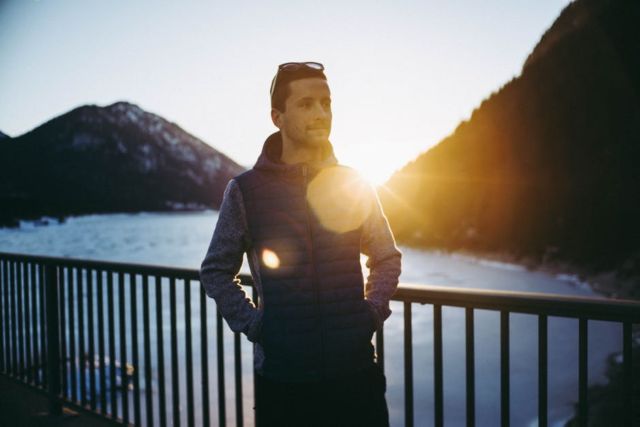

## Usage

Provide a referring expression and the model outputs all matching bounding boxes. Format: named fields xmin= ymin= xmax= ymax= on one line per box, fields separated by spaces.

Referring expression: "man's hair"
xmin=270 ymin=66 xmax=327 ymax=112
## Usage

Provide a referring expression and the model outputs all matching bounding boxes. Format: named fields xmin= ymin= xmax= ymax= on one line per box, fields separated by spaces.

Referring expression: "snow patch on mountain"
xmin=204 ymin=156 xmax=222 ymax=175
xmin=162 ymin=130 xmax=180 ymax=146
xmin=71 ymin=132 xmax=104 ymax=150
xmin=174 ymin=144 xmax=196 ymax=163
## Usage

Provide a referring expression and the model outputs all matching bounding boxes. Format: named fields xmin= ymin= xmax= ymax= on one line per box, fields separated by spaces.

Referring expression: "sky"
xmin=0 ymin=0 xmax=572 ymax=185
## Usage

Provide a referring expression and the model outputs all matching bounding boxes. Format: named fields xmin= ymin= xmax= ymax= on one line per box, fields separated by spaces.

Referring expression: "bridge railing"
xmin=0 ymin=252 xmax=638 ymax=427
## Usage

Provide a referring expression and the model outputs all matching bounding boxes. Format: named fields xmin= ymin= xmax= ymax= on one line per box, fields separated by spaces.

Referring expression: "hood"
xmin=254 ymin=131 xmax=338 ymax=176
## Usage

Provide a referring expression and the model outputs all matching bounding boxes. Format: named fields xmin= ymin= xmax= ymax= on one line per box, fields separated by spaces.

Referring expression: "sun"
xmin=337 ymin=139 xmax=406 ymax=186
xmin=352 ymin=165 xmax=392 ymax=187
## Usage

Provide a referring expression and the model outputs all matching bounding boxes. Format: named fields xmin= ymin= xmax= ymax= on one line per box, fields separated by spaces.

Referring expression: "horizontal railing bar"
xmin=0 ymin=253 xmax=199 ymax=280
xmin=3 ymin=253 xmax=638 ymax=323
xmin=5 ymin=252 xmax=640 ymax=323
xmin=393 ymin=284 xmax=640 ymax=322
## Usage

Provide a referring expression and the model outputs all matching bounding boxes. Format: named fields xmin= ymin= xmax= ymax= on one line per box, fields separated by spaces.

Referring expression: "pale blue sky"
xmin=0 ymin=0 xmax=571 ymax=184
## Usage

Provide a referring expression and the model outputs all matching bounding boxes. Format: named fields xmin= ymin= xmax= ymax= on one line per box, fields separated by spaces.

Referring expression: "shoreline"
xmin=0 ymin=206 xmax=211 ymax=230
xmin=418 ymin=246 xmax=640 ymax=301
xmin=4 ymin=211 xmax=639 ymax=301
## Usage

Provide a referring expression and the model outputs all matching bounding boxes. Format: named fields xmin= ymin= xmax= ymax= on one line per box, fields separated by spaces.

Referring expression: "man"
xmin=199 ymin=62 xmax=402 ymax=427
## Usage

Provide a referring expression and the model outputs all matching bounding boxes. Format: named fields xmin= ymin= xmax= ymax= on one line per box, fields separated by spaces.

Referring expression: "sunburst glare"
xmin=306 ymin=167 xmax=372 ymax=233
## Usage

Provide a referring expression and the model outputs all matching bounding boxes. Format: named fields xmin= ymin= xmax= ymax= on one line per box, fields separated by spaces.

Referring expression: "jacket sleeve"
xmin=361 ymin=183 xmax=403 ymax=330
xmin=199 ymin=178 xmax=262 ymax=342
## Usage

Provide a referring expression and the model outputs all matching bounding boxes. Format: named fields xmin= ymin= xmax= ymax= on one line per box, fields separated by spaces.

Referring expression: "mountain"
xmin=0 ymin=130 xmax=10 ymax=141
xmin=380 ymin=0 xmax=640 ymax=290
xmin=0 ymin=101 xmax=245 ymax=227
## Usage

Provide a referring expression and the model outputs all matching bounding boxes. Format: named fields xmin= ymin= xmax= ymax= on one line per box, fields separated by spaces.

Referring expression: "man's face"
xmin=273 ymin=77 xmax=332 ymax=148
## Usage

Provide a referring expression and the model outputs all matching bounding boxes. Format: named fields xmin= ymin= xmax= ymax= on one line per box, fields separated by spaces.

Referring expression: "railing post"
xmin=404 ymin=301 xmax=414 ymax=427
xmin=500 ymin=311 xmax=510 ymax=427
xmin=622 ymin=322 xmax=632 ymax=427
xmin=538 ymin=315 xmax=548 ymax=427
xmin=433 ymin=304 xmax=443 ymax=427
xmin=465 ymin=307 xmax=475 ymax=427
xmin=44 ymin=263 xmax=62 ymax=416
xmin=578 ymin=318 xmax=588 ymax=426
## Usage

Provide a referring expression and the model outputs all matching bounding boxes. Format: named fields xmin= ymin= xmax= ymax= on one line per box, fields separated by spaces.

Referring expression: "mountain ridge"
xmin=0 ymin=101 xmax=245 ymax=227
xmin=380 ymin=0 xmax=640 ymax=296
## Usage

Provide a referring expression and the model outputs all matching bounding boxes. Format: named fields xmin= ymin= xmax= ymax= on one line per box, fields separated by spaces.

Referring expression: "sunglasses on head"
xmin=270 ymin=62 xmax=325 ymax=98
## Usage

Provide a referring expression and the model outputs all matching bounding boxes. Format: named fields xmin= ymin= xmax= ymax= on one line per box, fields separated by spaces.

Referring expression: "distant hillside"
xmin=381 ymin=0 xmax=640 ymax=291
xmin=0 ymin=101 xmax=245 ymax=227
xmin=0 ymin=130 xmax=9 ymax=141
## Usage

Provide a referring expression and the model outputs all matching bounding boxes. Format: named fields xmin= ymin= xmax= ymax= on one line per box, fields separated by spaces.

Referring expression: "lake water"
xmin=0 ymin=211 xmax=621 ymax=427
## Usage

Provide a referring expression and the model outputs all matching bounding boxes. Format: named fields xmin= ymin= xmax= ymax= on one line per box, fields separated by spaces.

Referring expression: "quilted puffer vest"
xmin=235 ymin=132 xmax=376 ymax=382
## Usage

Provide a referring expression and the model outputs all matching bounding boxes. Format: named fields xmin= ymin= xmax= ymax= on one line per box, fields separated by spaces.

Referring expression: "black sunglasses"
xmin=270 ymin=62 xmax=325 ymax=97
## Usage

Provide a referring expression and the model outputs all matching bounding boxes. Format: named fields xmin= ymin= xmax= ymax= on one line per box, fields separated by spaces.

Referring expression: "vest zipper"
xmin=302 ymin=164 xmax=326 ymax=379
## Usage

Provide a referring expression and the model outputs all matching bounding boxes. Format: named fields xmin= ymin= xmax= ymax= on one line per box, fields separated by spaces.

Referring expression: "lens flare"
xmin=261 ymin=248 xmax=280 ymax=269
xmin=306 ymin=167 xmax=372 ymax=233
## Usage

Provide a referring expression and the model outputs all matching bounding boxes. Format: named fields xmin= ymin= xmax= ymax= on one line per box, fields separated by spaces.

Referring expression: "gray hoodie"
xmin=199 ymin=132 xmax=402 ymax=375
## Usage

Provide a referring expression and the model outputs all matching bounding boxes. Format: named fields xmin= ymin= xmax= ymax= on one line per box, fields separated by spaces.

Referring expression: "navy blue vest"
xmin=235 ymin=132 xmax=376 ymax=382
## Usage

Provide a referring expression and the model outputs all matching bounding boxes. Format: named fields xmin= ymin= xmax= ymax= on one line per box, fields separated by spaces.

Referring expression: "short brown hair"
xmin=270 ymin=66 xmax=327 ymax=112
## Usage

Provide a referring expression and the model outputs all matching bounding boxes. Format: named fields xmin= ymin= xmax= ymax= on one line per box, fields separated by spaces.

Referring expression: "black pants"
xmin=254 ymin=363 xmax=390 ymax=427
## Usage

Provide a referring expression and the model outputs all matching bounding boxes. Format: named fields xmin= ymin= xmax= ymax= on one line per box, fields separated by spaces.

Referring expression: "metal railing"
xmin=0 ymin=252 xmax=638 ymax=427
